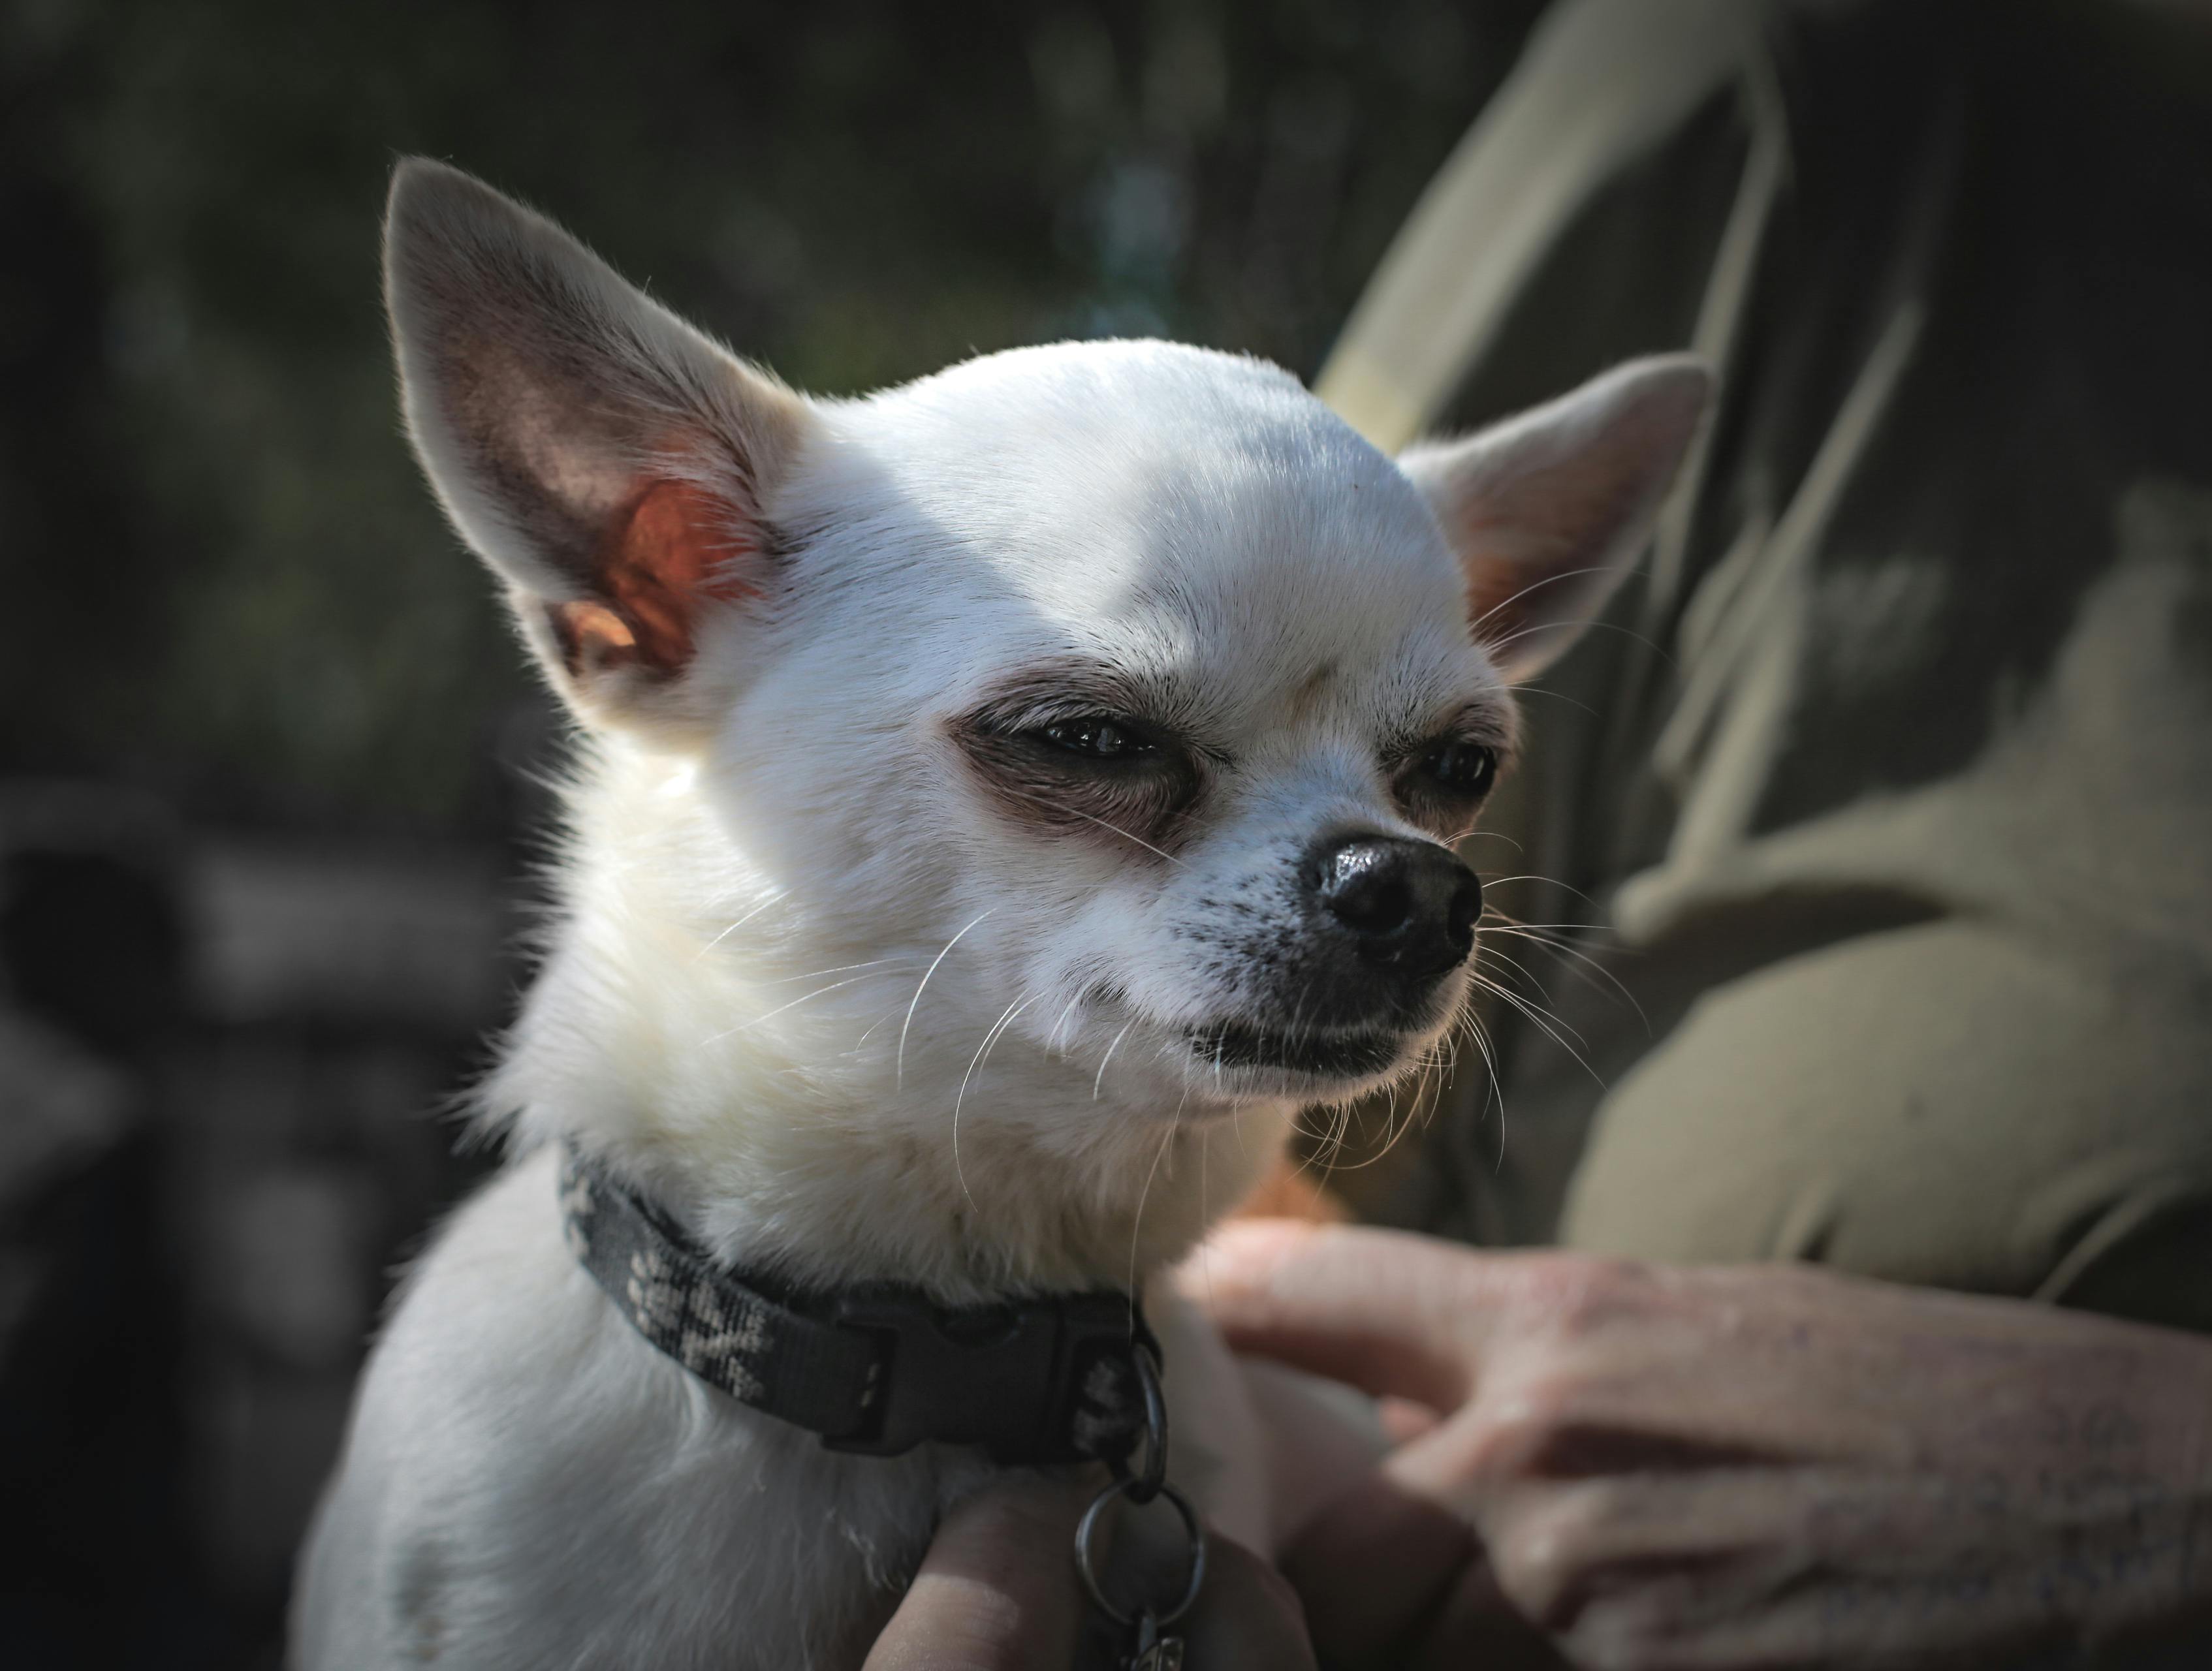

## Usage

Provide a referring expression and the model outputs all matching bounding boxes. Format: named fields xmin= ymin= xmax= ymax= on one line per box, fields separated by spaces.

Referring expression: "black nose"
xmin=1306 ymin=836 xmax=1481 ymax=980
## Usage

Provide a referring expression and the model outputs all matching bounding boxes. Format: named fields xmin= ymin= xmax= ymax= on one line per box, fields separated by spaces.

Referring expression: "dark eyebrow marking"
xmin=943 ymin=659 xmax=1210 ymax=858
xmin=1382 ymin=693 xmax=1521 ymax=770
xmin=962 ymin=662 xmax=1167 ymax=728
xmin=960 ymin=659 xmax=1230 ymax=763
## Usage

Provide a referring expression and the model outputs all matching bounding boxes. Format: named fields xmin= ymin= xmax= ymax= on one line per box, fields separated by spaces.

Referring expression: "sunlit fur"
xmin=294 ymin=161 xmax=1705 ymax=1671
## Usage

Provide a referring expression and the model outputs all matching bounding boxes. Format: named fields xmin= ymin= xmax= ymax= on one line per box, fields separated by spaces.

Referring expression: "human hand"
xmin=1197 ymin=1221 xmax=2212 ymax=1670
xmin=864 ymin=1475 xmax=1316 ymax=1670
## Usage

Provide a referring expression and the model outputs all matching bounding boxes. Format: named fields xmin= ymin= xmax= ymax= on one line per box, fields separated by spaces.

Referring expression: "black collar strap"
xmin=558 ymin=1144 xmax=1158 ymax=1465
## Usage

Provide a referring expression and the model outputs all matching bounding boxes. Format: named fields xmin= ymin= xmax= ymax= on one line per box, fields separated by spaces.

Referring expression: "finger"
xmin=1181 ymin=1533 xmax=1319 ymax=1670
xmin=1281 ymin=1454 xmax=1568 ymax=1671
xmin=864 ymin=1476 xmax=1094 ymax=1671
xmin=1379 ymin=1396 xmax=1442 ymax=1445
xmin=1406 ymin=1557 xmax=1575 ymax=1671
xmin=1278 ymin=1463 xmax=1481 ymax=1669
xmin=1190 ymin=1219 xmax=1517 ymax=1408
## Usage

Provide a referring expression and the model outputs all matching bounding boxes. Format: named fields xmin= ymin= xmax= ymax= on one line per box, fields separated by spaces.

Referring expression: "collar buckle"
xmin=827 ymin=1288 xmax=1151 ymax=1464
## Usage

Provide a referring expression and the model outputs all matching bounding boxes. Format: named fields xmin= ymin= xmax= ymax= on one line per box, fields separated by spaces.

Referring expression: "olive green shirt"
xmin=1326 ymin=0 xmax=2212 ymax=1333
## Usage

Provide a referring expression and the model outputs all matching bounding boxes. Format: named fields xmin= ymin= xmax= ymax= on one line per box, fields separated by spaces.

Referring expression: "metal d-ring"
xmin=1116 ymin=1341 xmax=1169 ymax=1505
xmin=1074 ymin=1473 xmax=1208 ymax=1631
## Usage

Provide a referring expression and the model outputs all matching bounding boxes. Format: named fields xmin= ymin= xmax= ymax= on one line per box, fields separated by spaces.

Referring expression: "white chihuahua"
xmin=292 ymin=159 xmax=1705 ymax=1670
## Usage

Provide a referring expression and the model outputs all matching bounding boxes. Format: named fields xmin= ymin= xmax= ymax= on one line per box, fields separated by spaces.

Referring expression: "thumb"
xmin=864 ymin=1475 xmax=1093 ymax=1670
xmin=1187 ymin=1220 xmax=1511 ymax=1410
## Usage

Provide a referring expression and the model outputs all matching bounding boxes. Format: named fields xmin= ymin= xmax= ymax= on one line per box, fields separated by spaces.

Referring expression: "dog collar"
xmin=557 ymin=1144 xmax=1159 ymax=1464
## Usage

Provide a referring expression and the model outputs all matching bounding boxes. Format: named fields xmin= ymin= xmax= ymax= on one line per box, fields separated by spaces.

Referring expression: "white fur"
xmin=292 ymin=161 xmax=1705 ymax=1670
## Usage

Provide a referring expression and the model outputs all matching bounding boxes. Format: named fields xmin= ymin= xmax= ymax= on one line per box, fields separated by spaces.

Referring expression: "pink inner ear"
xmin=1463 ymin=541 xmax=1545 ymax=642
xmin=569 ymin=477 xmax=755 ymax=676
xmin=1457 ymin=448 xmax=1645 ymax=646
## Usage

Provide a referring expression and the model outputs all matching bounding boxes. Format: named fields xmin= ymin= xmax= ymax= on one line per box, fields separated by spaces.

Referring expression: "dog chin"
xmin=1178 ymin=1019 xmax=1432 ymax=1099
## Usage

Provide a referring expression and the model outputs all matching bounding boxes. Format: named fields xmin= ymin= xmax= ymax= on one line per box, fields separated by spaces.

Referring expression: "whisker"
xmin=1470 ymin=972 xmax=1604 ymax=1088
xmin=897 ymin=909 xmax=994 ymax=1093
xmin=1483 ymin=925 xmax=1649 ymax=1029
xmin=1470 ymin=939 xmax=1553 ymax=993
xmin=1045 ymin=990 xmax=1088 ymax=1057
xmin=1477 ymin=893 xmax=1651 ymax=1030
xmin=991 ymin=781 xmax=1187 ymax=867
xmin=1197 ymin=1127 xmax=1212 ymax=1314
xmin=752 ymin=957 xmax=914 ymax=987
xmin=977 ymin=992 xmax=1034 ymax=1074
xmin=1476 ymin=873 xmax=1605 ymax=909
xmin=953 ymin=993 xmax=1035 ymax=1207
xmin=851 ymin=1002 xmax=906 ymax=1052
xmin=1459 ymin=1009 xmax=1509 ymax=1169
xmin=697 ymin=971 xmax=882 ymax=1044
xmin=1059 ymin=804 xmax=1186 ymax=867
xmin=1502 ymin=683 xmax=1600 ymax=719
xmin=1469 ymin=955 xmax=1590 ymax=1052
xmin=1129 ymin=1090 xmax=1185 ymax=1301
xmin=1092 ymin=1020 xmax=1137 ymax=1101
xmin=1468 ymin=565 xmax=1619 ymax=635
xmin=1470 ymin=946 xmax=1595 ymax=1047
xmin=1312 ymin=1094 xmax=1355 ymax=1187
xmin=1485 ymin=614 xmax=1674 ymax=667
xmin=1322 ymin=1079 xmax=1408 ymax=1177
xmin=692 ymin=890 xmax=786 ymax=963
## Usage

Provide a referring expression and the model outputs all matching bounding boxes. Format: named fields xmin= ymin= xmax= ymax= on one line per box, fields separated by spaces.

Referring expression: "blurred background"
xmin=0 ymin=1 xmax=1550 ymax=1664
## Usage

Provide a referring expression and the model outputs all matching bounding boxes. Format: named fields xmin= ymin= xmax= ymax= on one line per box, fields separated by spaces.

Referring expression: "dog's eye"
xmin=1418 ymin=740 xmax=1498 ymax=798
xmin=954 ymin=696 xmax=1199 ymax=851
xmin=1039 ymin=717 xmax=1152 ymax=760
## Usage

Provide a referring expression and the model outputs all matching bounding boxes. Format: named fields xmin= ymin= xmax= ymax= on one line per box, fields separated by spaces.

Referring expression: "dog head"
xmin=386 ymin=160 xmax=1705 ymax=1148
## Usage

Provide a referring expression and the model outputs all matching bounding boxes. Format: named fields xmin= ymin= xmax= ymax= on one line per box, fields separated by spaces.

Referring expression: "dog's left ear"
xmin=1398 ymin=355 xmax=1710 ymax=682
xmin=385 ymin=158 xmax=817 ymax=741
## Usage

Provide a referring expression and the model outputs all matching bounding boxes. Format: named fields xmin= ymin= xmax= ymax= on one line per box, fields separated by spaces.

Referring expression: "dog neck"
xmin=486 ymin=742 xmax=1296 ymax=1305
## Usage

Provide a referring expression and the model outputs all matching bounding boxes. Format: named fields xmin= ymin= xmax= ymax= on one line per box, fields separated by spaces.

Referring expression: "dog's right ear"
xmin=385 ymin=159 xmax=815 ymax=741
